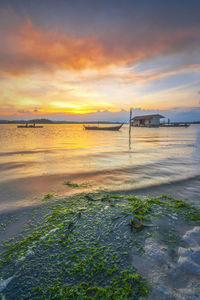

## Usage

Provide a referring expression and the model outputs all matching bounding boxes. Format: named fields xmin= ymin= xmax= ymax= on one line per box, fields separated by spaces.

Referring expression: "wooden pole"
xmin=129 ymin=108 xmax=132 ymax=150
xmin=129 ymin=108 xmax=132 ymax=135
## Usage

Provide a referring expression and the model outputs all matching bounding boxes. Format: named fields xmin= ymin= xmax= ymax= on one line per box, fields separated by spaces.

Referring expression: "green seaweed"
xmin=63 ymin=181 xmax=80 ymax=188
xmin=63 ymin=181 xmax=91 ymax=188
xmin=43 ymin=193 xmax=53 ymax=200
xmin=34 ymin=270 xmax=149 ymax=299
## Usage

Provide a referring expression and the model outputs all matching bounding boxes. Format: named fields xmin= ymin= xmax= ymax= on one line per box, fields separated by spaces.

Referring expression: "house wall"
xmin=144 ymin=119 xmax=151 ymax=126
xmin=151 ymin=116 xmax=160 ymax=126
xmin=132 ymin=116 xmax=161 ymax=126
xmin=132 ymin=120 xmax=140 ymax=126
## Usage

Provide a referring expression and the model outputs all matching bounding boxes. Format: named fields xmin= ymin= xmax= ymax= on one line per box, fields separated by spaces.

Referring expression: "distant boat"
xmin=17 ymin=125 xmax=43 ymax=128
xmin=160 ymin=123 xmax=190 ymax=128
xmin=84 ymin=124 xmax=123 ymax=131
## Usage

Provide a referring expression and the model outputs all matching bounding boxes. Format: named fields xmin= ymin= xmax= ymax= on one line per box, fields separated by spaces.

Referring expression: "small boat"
xmin=84 ymin=124 xmax=123 ymax=131
xmin=17 ymin=125 xmax=43 ymax=128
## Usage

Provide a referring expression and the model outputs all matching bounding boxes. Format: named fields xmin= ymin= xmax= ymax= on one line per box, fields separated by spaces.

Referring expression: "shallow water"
xmin=0 ymin=124 xmax=200 ymax=211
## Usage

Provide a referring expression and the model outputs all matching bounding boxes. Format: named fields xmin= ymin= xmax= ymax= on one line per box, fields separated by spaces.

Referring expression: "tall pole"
xmin=129 ymin=108 xmax=132 ymax=150
xmin=129 ymin=108 xmax=132 ymax=135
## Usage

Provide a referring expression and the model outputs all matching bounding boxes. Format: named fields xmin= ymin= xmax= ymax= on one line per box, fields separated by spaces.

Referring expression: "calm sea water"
xmin=0 ymin=124 xmax=200 ymax=193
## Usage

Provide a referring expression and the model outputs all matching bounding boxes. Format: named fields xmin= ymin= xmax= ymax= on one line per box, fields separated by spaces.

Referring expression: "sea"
xmin=0 ymin=124 xmax=200 ymax=211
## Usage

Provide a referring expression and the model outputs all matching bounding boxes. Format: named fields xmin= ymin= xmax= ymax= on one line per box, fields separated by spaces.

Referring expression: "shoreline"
xmin=0 ymin=178 xmax=200 ymax=299
xmin=0 ymin=172 xmax=200 ymax=215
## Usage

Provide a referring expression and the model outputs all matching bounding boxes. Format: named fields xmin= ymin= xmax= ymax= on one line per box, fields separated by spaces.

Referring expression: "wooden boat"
xmin=17 ymin=125 xmax=43 ymax=128
xmin=84 ymin=124 xmax=123 ymax=131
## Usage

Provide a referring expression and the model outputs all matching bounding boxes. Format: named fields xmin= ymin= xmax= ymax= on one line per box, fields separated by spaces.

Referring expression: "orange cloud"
xmin=0 ymin=19 xmax=108 ymax=74
xmin=0 ymin=15 xmax=199 ymax=76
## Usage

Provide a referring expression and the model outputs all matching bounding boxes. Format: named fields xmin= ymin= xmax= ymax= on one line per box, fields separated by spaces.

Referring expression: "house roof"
xmin=132 ymin=114 xmax=165 ymax=120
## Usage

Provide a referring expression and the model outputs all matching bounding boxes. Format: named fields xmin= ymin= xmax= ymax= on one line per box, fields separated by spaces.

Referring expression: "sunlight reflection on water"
xmin=0 ymin=124 xmax=200 ymax=191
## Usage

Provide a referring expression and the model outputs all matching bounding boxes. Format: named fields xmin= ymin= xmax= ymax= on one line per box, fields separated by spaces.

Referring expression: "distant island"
xmin=0 ymin=119 xmax=123 ymax=124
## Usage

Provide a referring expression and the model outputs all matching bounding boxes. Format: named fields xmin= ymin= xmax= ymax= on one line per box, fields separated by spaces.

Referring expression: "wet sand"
xmin=121 ymin=175 xmax=200 ymax=208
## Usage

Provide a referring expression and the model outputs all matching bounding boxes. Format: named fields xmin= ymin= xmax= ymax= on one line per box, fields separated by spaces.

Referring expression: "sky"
xmin=0 ymin=0 xmax=200 ymax=122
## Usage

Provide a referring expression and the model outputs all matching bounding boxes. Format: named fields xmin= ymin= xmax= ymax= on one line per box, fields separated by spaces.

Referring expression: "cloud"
xmin=0 ymin=9 xmax=200 ymax=76
xmin=0 ymin=17 xmax=110 ymax=75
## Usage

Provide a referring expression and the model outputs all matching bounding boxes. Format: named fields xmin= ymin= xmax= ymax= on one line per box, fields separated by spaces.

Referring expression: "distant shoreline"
xmin=0 ymin=119 xmax=200 ymax=125
xmin=0 ymin=120 xmax=124 ymax=124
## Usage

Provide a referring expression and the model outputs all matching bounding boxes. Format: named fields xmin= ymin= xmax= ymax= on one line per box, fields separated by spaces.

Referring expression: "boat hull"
xmin=17 ymin=125 xmax=43 ymax=128
xmin=84 ymin=124 xmax=123 ymax=131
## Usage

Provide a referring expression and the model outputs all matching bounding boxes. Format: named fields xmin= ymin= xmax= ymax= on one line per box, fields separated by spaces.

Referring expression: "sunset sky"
xmin=0 ymin=0 xmax=200 ymax=121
